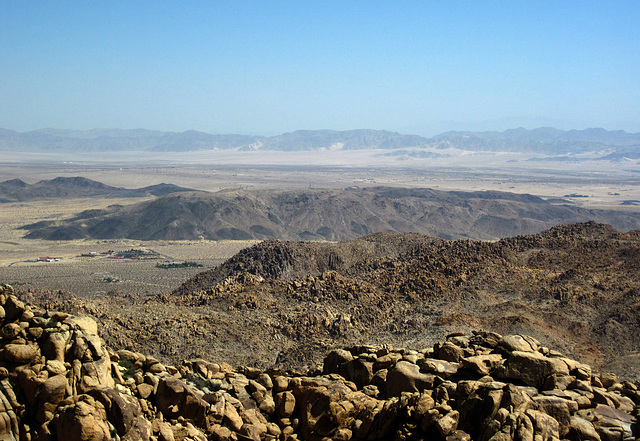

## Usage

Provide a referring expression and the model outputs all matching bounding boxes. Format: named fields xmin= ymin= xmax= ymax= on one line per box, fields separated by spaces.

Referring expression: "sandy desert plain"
xmin=1 ymin=148 xmax=640 ymax=298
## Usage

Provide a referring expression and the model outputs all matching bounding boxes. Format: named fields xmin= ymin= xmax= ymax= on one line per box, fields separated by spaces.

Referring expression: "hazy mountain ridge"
xmin=0 ymin=176 xmax=195 ymax=202
xmin=432 ymin=127 xmax=640 ymax=154
xmin=253 ymin=129 xmax=428 ymax=151
xmin=0 ymin=128 xmax=263 ymax=152
xmin=19 ymin=185 xmax=640 ymax=241
xmin=2 ymin=126 xmax=639 ymax=154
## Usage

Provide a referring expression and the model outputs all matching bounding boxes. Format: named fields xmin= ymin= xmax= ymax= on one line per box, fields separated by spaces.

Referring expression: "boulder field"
xmin=0 ymin=284 xmax=637 ymax=441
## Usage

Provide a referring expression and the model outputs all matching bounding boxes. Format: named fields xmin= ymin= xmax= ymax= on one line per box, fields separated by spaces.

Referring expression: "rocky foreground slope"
xmin=0 ymin=284 xmax=638 ymax=441
xmin=16 ymin=222 xmax=640 ymax=385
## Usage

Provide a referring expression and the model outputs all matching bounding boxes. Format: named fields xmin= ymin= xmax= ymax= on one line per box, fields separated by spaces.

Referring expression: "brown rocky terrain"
xmin=0 ymin=283 xmax=638 ymax=441
xmin=14 ymin=222 xmax=640 ymax=387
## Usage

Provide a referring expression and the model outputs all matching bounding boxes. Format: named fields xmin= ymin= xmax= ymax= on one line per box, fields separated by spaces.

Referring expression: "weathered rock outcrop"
xmin=0 ymin=283 xmax=638 ymax=441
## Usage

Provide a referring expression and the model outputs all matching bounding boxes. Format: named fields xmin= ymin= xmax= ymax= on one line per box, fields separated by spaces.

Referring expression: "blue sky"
xmin=1 ymin=1 xmax=639 ymax=135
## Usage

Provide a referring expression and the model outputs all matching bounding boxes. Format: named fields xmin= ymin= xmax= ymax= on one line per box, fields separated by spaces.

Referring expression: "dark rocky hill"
xmin=0 ymin=176 xmax=195 ymax=202
xmin=20 ymin=186 xmax=640 ymax=241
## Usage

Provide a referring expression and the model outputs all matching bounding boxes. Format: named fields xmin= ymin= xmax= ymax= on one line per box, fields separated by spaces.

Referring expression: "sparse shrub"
xmin=185 ymin=374 xmax=222 ymax=393
xmin=102 ymin=277 xmax=120 ymax=283
xmin=118 ymin=358 xmax=136 ymax=376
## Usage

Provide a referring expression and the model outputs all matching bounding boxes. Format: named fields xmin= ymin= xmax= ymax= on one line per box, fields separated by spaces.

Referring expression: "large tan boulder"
xmin=1 ymin=323 xmax=22 ymax=340
xmin=89 ymin=388 xmax=144 ymax=438
xmin=276 ymin=391 xmax=296 ymax=417
xmin=79 ymin=357 xmax=115 ymax=393
xmin=569 ymin=416 xmax=601 ymax=441
xmin=41 ymin=375 xmax=69 ymax=404
xmin=39 ymin=374 xmax=70 ymax=424
xmin=155 ymin=375 xmax=210 ymax=428
xmin=155 ymin=376 xmax=185 ymax=419
xmin=344 ymin=358 xmax=374 ymax=388
xmin=66 ymin=316 xmax=99 ymax=336
xmin=323 ymin=349 xmax=353 ymax=374
xmin=385 ymin=361 xmax=435 ymax=397
xmin=42 ymin=331 xmax=68 ymax=362
xmin=54 ymin=395 xmax=112 ymax=441
xmin=461 ymin=354 xmax=504 ymax=376
xmin=533 ymin=395 xmax=571 ymax=437
xmin=373 ymin=352 xmax=402 ymax=371
xmin=438 ymin=342 xmax=465 ymax=362
xmin=526 ymin=409 xmax=560 ymax=441
xmin=419 ymin=358 xmax=460 ymax=378
xmin=157 ymin=422 xmax=175 ymax=441
xmin=436 ymin=410 xmax=460 ymax=437
xmin=3 ymin=296 xmax=25 ymax=322
xmin=223 ymin=401 xmax=243 ymax=432
xmin=498 ymin=334 xmax=540 ymax=353
xmin=497 ymin=351 xmax=569 ymax=388
xmin=291 ymin=376 xmax=356 ymax=440
xmin=3 ymin=343 xmax=39 ymax=364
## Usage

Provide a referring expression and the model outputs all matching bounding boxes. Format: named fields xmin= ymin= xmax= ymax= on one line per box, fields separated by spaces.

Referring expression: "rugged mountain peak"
xmin=500 ymin=221 xmax=622 ymax=249
xmin=530 ymin=220 xmax=620 ymax=240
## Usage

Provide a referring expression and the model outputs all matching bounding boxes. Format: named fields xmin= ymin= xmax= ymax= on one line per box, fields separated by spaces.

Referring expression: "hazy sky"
xmin=1 ymin=1 xmax=639 ymax=135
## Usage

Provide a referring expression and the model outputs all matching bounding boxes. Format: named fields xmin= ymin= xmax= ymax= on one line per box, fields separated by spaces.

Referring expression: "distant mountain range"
xmin=0 ymin=176 xmax=194 ymax=203
xmin=431 ymin=127 xmax=640 ymax=153
xmin=1 ymin=127 xmax=639 ymax=154
xmin=18 ymin=182 xmax=640 ymax=241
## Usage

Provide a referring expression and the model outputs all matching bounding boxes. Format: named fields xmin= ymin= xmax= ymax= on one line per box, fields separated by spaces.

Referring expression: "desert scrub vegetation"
xmin=118 ymin=358 xmax=137 ymax=377
xmin=156 ymin=261 xmax=203 ymax=269
xmin=102 ymin=277 xmax=121 ymax=283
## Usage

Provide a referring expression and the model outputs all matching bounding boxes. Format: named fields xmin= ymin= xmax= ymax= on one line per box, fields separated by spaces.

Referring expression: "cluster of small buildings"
xmin=36 ymin=256 xmax=60 ymax=262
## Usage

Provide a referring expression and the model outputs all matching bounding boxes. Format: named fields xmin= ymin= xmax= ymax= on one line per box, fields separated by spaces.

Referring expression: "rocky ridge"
xmin=15 ymin=222 xmax=640 ymax=385
xmin=0 ymin=284 xmax=638 ymax=441
xmin=164 ymin=222 xmax=640 ymax=372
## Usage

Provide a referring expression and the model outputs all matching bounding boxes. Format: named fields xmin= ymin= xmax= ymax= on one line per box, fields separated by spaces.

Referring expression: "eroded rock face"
xmin=0 ymin=283 xmax=638 ymax=441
